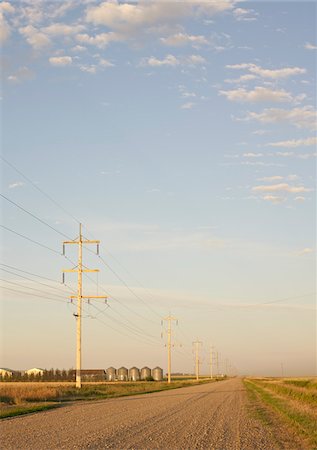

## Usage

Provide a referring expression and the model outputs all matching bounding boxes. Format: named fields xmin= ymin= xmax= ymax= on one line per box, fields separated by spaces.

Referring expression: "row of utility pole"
xmin=62 ymin=225 xmax=234 ymax=389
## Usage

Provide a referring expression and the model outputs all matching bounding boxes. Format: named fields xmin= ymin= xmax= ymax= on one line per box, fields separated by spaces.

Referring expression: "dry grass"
xmin=0 ymin=378 xmax=216 ymax=414
xmin=244 ymin=377 xmax=317 ymax=448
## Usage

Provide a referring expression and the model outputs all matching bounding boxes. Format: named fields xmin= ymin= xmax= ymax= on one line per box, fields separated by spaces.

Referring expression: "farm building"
xmin=70 ymin=369 xmax=106 ymax=381
xmin=0 ymin=368 xmax=14 ymax=378
xmin=25 ymin=368 xmax=45 ymax=376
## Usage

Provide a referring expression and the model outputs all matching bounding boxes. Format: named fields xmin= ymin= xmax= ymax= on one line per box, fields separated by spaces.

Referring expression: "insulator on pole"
xmin=62 ymin=273 xmax=65 ymax=284
xmin=97 ymin=244 xmax=99 ymax=255
xmin=63 ymin=244 xmax=65 ymax=255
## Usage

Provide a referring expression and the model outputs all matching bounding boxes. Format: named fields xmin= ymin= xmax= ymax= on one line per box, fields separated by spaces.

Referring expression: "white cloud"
xmin=297 ymin=247 xmax=314 ymax=256
xmin=226 ymin=63 xmax=306 ymax=79
xmin=141 ymin=54 xmax=205 ymax=68
xmin=99 ymin=58 xmax=114 ymax=68
xmin=233 ymin=7 xmax=258 ymax=21
xmin=86 ymin=1 xmax=188 ymax=32
xmin=7 ymin=66 xmax=34 ymax=83
xmin=252 ymin=183 xmax=313 ymax=194
xmin=262 ymin=195 xmax=285 ymax=204
xmin=294 ymin=196 xmax=305 ymax=202
xmin=243 ymin=153 xmax=263 ymax=158
xmin=8 ymin=181 xmax=24 ymax=189
xmin=49 ymin=56 xmax=72 ymax=66
xmin=160 ymin=32 xmax=208 ymax=47
xmin=304 ymin=42 xmax=317 ymax=50
xmin=266 ymin=137 xmax=317 ymax=148
xmin=244 ymin=106 xmax=317 ymax=130
xmin=79 ymin=64 xmax=97 ymax=74
xmin=144 ymin=54 xmax=180 ymax=67
xmin=220 ymin=86 xmax=293 ymax=103
xmin=71 ymin=45 xmax=86 ymax=53
xmin=225 ymin=74 xmax=257 ymax=84
xmin=19 ymin=25 xmax=51 ymax=49
xmin=0 ymin=2 xmax=15 ymax=14
xmin=42 ymin=23 xmax=85 ymax=36
xmin=0 ymin=2 xmax=15 ymax=43
xmin=257 ymin=176 xmax=284 ymax=182
xmin=181 ymin=102 xmax=195 ymax=109
xmin=76 ymin=32 xmax=122 ymax=49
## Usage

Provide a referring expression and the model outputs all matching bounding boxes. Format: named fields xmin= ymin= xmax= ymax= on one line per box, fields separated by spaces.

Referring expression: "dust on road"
xmin=0 ymin=378 xmax=304 ymax=449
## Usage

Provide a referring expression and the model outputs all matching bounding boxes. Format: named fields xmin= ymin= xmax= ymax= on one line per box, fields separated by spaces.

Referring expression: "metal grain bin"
xmin=141 ymin=366 xmax=151 ymax=380
xmin=152 ymin=366 xmax=163 ymax=381
xmin=106 ymin=367 xmax=116 ymax=381
xmin=117 ymin=367 xmax=128 ymax=381
xmin=129 ymin=367 xmax=140 ymax=381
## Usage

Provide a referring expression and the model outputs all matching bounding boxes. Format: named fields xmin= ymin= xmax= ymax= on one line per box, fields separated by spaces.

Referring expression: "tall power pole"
xmin=163 ymin=315 xmax=177 ymax=383
xmin=193 ymin=340 xmax=202 ymax=381
xmin=63 ymin=224 xmax=106 ymax=389
xmin=216 ymin=351 xmax=219 ymax=377
xmin=209 ymin=345 xmax=213 ymax=379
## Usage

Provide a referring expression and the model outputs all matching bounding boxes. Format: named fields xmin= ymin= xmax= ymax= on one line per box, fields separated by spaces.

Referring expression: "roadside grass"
xmin=244 ymin=379 xmax=317 ymax=448
xmin=0 ymin=377 xmax=220 ymax=419
xmin=260 ymin=381 xmax=317 ymax=406
xmin=284 ymin=379 xmax=317 ymax=390
xmin=0 ymin=403 xmax=59 ymax=419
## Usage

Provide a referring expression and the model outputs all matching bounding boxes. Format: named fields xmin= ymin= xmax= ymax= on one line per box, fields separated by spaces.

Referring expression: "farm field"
xmin=0 ymin=377 xmax=218 ymax=419
xmin=244 ymin=377 xmax=317 ymax=449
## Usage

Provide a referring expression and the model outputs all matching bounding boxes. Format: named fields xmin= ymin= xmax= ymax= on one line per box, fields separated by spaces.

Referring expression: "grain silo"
xmin=129 ymin=367 xmax=140 ymax=381
xmin=152 ymin=367 xmax=163 ymax=381
xmin=140 ymin=366 xmax=151 ymax=380
xmin=117 ymin=367 xmax=128 ymax=381
xmin=106 ymin=367 xmax=116 ymax=381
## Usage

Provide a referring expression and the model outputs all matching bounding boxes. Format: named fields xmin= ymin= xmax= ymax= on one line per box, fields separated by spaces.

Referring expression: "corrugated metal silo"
xmin=152 ymin=367 xmax=163 ymax=381
xmin=117 ymin=366 xmax=128 ymax=381
xmin=140 ymin=366 xmax=151 ymax=380
xmin=106 ymin=367 xmax=116 ymax=381
xmin=129 ymin=367 xmax=140 ymax=381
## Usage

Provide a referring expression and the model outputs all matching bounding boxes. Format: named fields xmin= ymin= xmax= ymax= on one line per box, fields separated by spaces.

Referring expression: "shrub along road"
xmin=0 ymin=378 xmax=306 ymax=449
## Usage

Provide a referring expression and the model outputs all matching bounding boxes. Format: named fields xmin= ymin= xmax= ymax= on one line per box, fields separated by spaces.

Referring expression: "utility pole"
xmin=63 ymin=224 xmax=106 ymax=389
xmin=193 ymin=340 xmax=202 ymax=381
xmin=209 ymin=345 xmax=213 ymax=379
xmin=281 ymin=362 xmax=284 ymax=378
xmin=163 ymin=315 xmax=177 ymax=383
xmin=216 ymin=351 xmax=219 ymax=377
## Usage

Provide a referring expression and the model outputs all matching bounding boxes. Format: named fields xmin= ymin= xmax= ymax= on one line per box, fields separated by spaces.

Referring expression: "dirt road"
xmin=0 ymin=378 xmax=302 ymax=449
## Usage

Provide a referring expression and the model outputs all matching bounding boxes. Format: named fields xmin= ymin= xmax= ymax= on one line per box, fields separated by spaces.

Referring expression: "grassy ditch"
xmin=0 ymin=377 xmax=221 ymax=419
xmin=244 ymin=378 xmax=317 ymax=448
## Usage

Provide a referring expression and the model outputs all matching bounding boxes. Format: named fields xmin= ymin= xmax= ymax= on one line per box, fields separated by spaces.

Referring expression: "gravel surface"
xmin=0 ymin=378 xmax=304 ymax=449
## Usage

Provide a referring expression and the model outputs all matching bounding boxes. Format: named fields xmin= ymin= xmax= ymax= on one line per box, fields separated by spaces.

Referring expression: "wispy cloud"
xmin=220 ymin=86 xmax=294 ymax=103
xmin=304 ymin=42 xmax=317 ymax=50
xmin=226 ymin=63 xmax=306 ymax=79
xmin=252 ymin=183 xmax=313 ymax=194
xmin=242 ymin=106 xmax=317 ymax=130
xmin=265 ymin=137 xmax=317 ymax=148
xmin=160 ymin=32 xmax=208 ymax=47
xmin=233 ymin=7 xmax=258 ymax=22
xmin=49 ymin=56 xmax=72 ymax=66
xmin=8 ymin=181 xmax=24 ymax=189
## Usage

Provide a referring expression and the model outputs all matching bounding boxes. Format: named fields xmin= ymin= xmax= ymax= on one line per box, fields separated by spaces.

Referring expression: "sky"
xmin=0 ymin=0 xmax=316 ymax=377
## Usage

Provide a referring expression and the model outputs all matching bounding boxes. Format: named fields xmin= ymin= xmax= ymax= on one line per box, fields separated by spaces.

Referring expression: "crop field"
xmin=0 ymin=377 xmax=217 ymax=419
xmin=244 ymin=377 xmax=317 ymax=448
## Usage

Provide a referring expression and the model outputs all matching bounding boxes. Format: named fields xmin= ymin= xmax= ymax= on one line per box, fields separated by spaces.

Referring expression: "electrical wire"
xmin=0 ymin=224 xmax=61 ymax=255
xmin=1 ymin=155 xmax=81 ymax=225
xmin=0 ymin=193 xmax=72 ymax=240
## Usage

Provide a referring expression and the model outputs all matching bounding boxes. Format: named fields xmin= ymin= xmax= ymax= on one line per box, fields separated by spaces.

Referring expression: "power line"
xmin=0 ymin=193 xmax=72 ymax=240
xmin=0 ymin=267 xmax=75 ymax=295
xmin=0 ymin=278 xmax=68 ymax=300
xmin=0 ymin=286 xmax=67 ymax=304
xmin=0 ymin=224 xmax=61 ymax=255
xmin=1 ymin=155 xmax=80 ymax=225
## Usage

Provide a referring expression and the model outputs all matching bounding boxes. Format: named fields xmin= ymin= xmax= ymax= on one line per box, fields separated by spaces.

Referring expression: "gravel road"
xmin=0 ymin=378 xmax=303 ymax=449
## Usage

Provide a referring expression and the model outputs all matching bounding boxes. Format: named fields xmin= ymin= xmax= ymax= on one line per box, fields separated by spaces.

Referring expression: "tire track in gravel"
xmin=0 ymin=378 xmax=305 ymax=450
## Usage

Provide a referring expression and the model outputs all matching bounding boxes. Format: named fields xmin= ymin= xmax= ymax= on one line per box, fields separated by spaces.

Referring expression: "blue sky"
xmin=1 ymin=0 xmax=316 ymax=376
